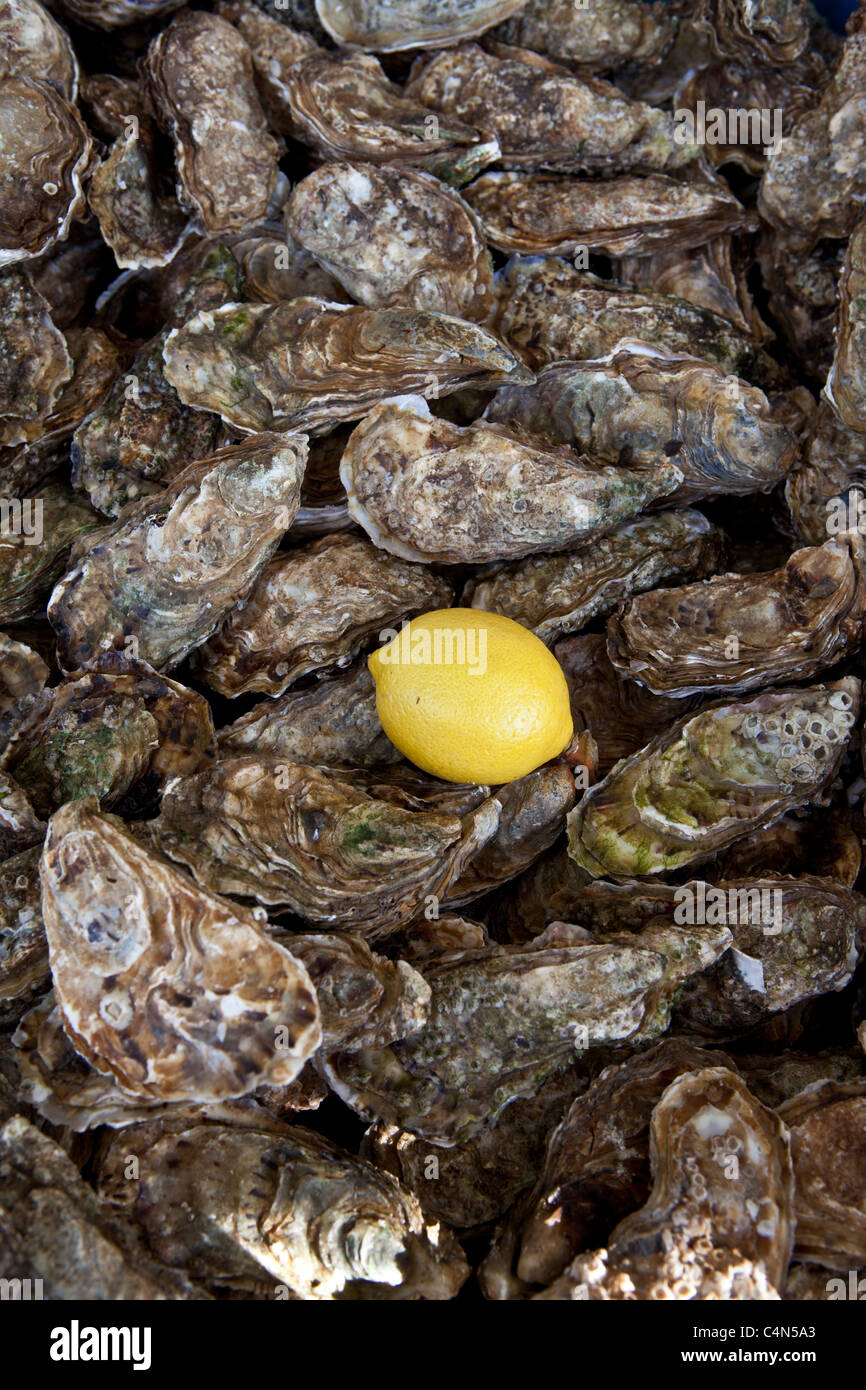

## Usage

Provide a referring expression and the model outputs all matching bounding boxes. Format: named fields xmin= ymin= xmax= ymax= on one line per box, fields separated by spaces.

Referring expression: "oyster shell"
xmin=716 ymin=810 xmax=862 ymax=887
xmin=491 ymin=0 xmax=676 ymax=73
xmin=567 ymin=679 xmax=861 ymax=880
xmin=0 ymin=0 xmax=77 ymax=100
xmin=339 ymin=394 xmax=682 ymax=565
xmin=277 ymin=931 xmax=431 ymax=1049
xmin=697 ymin=0 xmax=811 ymax=65
xmin=0 ymin=482 xmax=100 ymax=624
xmin=313 ymin=0 xmax=528 ymax=52
xmin=405 ymin=43 xmax=695 ymax=175
xmin=0 ymin=1115 xmax=202 ymax=1300
xmin=0 ymin=75 xmax=92 ymax=268
xmin=72 ymin=245 xmax=240 ymax=518
xmin=758 ymin=232 xmax=842 ymax=376
xmin=778 ymin=1081 xmax=866 ymax=1271
xmin=785 ymin=399 xmax=866 ymax=545
xmin=87 ymin=115 xmax=189 ymax=271
xmin=162 ymin=298 xmax=533 ymax=435
xmin=825 ymin=215 xmax=866 ymax=435
xmin=616 ymin=236 xmax=769 ymax=339
xmin=536 ymin=1068 xmax=793 ymax=1299
xmin=481 ymin=1039 xmax=735 ymax=1297
xmin=145 ymin=11 xmax=281 ymax=235
xmin=485 ymin=350 xmax=800 ymax=504
xmin=254 ymin=41 xmax=499 ymax=183
xmin=556 ymin=634 xmax=703 ymax=777
xmin=464 ymin=509 xmax=724 ymax=644
xmin=1 ymin=652 xmax=215 ymax=817
xmin=758 ymin=25 xmax=866 ymax=248
xmin=464 ymin=171 xmax=747 ymax=258
xmin=97 ymin=1111 xmax=468 ymax=1299
xmin=194 ymin=531 xmax=452 ymax=698
xmin=41 ymin=798 xmax=321 ymax=1102
xmin=151 ymin=755 xmax=501 ymax=935
xmin=0 ymin=845 xmax=46 ymax=1028
xmin=490 ymin=257 xmax=771 ymax=380
xmin=218 ymin=659 xmax=399 ymax=768
xmin=51 ymin=0 xmax=184 ymax=26
xmin=0 ymin=769 xmax=43 ymax=859
xmin=50 ymin=431 xmax=307 ymax=673
xmin=0 ymin=267 xmax=71 ymax=439
xmin=675 ymin=877 xmax=865 ymax=1034
xmin=0 ymin=630 xmax=47 ymax=716
xmin=286 ymin=162 xmax=493 ymax=319
xmin=323 ymin=919 xmax=730 ymax=1144
xmin=735 ymin=1050 xmax=864 ymax=1110
xmin=607 ymin=537 xmax=866 ymax=696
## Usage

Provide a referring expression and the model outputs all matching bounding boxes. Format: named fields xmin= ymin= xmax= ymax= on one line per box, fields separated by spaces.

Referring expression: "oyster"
xmin=0 ymin=1115 xmax=202 ymax=1300
xmin=464 ymin=172 xmax=747 ymax=258
xmin=72 ymin=246 xmax=240 ymax=518
xmin=735 ymin=1051 xmax=864 ymax=1110
xmin=607 ymin=537 xmax=866 ymax=696
xmin=49 ymin=432 xmax=307 ymax=673
xmin=162 ymin=298 xmax=533 ymax=435
xmin=758 ymin=24 xmax=866 ymax=248
xmin=481 ymin=1040 xmax=735 ymax=1297
xmin=716 ymin=810 xmax=862 ymax=887
xmin=0 ymin=652 xmax=215 ymax=817
xmin=617 ymin=236 xmax=769 ymax=338
xmin=277 ymin=931 xmax=431 ymax=1050
xmin=151 ymin=756 xmax=501 ymax=935
xmin=323 ymin=919 xmax=731 ymax=1144
xmin=0 ymin=845 xmax=46 ymax=1028
xmin=313 ymin=0 xmax=527 ymax=52
xmin=0 ymin=76 xmax=92 ymax=267
xmin=0 ymin=482 xmax=100 ymax=624
xmin=0 ymin=267 xmax=71 ymax=439
xmin=218 ymin=659 xmax=399 ymax=768
xmin=194 ymin=531 xmax=452 ymax=698
xmin=340 ymin=395 xmax=682 ymax=565
xmin=286 ymin=162 xmax=493 ymax=319
xmin=485 ymin=350 xmax=800 ymax=504
xmin=758 ymin=233 xmax=843 ymax=376
xmin=785 ymin=400 xmax=866 ymax=546
xmin=567 ymin=679 xmax=860 ymax=880
xmin=536 ymin=1068 xmax=793 ymax=1299
xmin=556 ymin=634 xmax=703 ymax=777
xmin=0 ymin=630 xmax=47 ymax=716
xmin=777 ymin=1081 xmax=866 ymax=1271
xmin=0 ymin=0 xmax=78 ymax=100
xmin=0 ymin=769 xmax=43 ymax=859
xmin=464 ymin=509 xmax=724 ymax=644
xmin=41 ymin=799 xmax=321 ymax=1102
xmin=405 ymin=43 xmax=695 ymax=175
xmin=87 ymin=114 xmax=189 ymax=271
xmin=675 ymin=876 xmax=864 ymax=1034
xmin=490 ymin=257 xmax=771 ymax=380
xmin=51 ymin=0 xmax=185 ymax=25
xmin=697 ymin=0 xmax=812 ymax=65
xmin=252 ymin=41 xmax=498 ymax=182
xmin=145 ymin=11 xmax=281 ymax=235
xmin=491 ymin=0 xmax=676 ymax=73
xmin=98 ymin=1111 xmax=468 ymax=1299
xmin=825 ymin=215 xmax=866 ymax=435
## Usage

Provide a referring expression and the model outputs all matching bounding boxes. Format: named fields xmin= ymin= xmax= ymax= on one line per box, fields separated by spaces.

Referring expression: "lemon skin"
xmin=368 ymin=608 xmax=573 ymax=784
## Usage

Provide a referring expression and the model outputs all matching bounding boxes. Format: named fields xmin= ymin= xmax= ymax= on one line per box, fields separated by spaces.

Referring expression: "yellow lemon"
xmin=368 ymin=608 xmax=573 ymax=784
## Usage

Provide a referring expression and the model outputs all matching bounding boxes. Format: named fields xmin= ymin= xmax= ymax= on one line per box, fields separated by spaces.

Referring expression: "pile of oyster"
xmin=2 ymin=0 xmax=866 ymax=1302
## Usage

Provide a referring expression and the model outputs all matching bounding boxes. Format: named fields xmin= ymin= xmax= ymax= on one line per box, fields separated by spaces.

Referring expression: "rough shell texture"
xmin=0 ymin=76 xmax=92 ymax=267
xmin=87 ymin=118 xmax=189 ymax=271
xmin=162 ymin=298 xmax=533 ymax=435
xmin=0 ymin=845 xmax=46 ymax=1028
xmin=0 ymin=267 xmax=71 ymax=437
xmin=286 ymin=162 xmax=493 ymax=319
xmin=49 ymin=431 xmax=307 ymax=673
xmin=491 ymin=0 xmax=677 ymax=73
xmin=464 ymin=509 xmax=724 ymax=644
xmin=339 ymin=394 xmax=682 ymax=564
xmin=151 ymin=755 xmax=501 ymax=935
xmin=0 ymin=481 xmax=100 ymax=624
xmin=0 ymin=0 xmax=78 ymax=99
xmin=193 ymin=530 xmax=453 ymax=698
xmin=97 ymin=1110 xmax=469 ymax=1299
xmin=567 ymin=679 xmax=861 ymax=879
xmin=322 ymin=919 xmax=731 ymax=1144
xmin=825 ymin=215 xmax=866 ymax=434
xmin=314 ymin=0 xmax=528 ymax=52
xmin=41 ymin=799 xmax=322 ymax=1102
xmin=777 ymin=1081 xmax=866 ymax=1270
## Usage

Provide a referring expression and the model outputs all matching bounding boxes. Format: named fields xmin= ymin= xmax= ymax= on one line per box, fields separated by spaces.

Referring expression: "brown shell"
xmin=314 ymin=0 xmax=528 ymax=52
xmin=616 ymin=235 xmax=768 ymax=339
xmin=825 ymin=215 xmax=866 ymax=435
xmin=491 ymin=0 xmax=677 ymax=74
xmin=339 ymin=394 xmax=682 ymax=564
xmin=0 ymin=482 xmax=100 ymax=625
xmin=0 ymin=845 xmax=46 ymax=1027
xmin=41 ymin=799 xmax=322 ymax=1102
xmin=778 ymin=1081 xmax=866 ymax=1271
xmin=162 ymin=298 xmax=533 ymax=435
xmin=464 ymin=171 xmax=747 ymax=258
xmin=145 ymin=11 xmax=282 ymax=234
xmin=0 ymin=0 xmax=78 ymax=100
xmin=286 ymin=162 xmax=493 ymax=319
xmin=0 ymin=268 xmax=71 ymax=438
xmin=0 ymin=76 xmax=92 ymax=268
xmin=87 ymin=117 xmax=189 ymax=271
xmin=194 ymin=531 xmax=452 ymax=698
